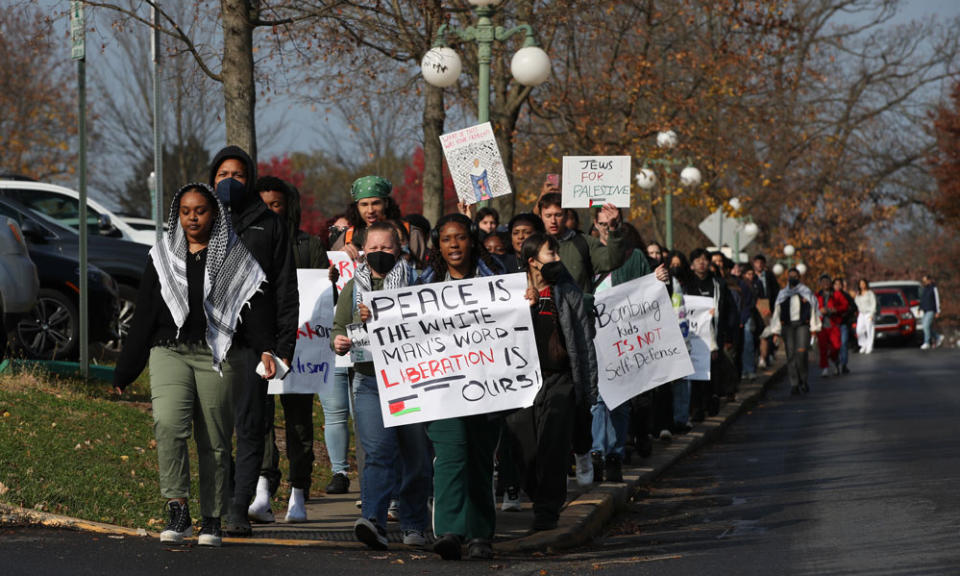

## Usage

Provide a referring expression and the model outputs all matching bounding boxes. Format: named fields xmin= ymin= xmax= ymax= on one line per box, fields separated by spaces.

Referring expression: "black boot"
xmin=605 ymin=453 xmax=623 ymax=483
xmin=591 ymin=451 xmax=604 ymax=483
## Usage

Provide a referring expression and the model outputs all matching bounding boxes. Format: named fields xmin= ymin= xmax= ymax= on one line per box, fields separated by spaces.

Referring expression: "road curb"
xmin=2 ymin=361 xmax=786 ymax=554
xmin=497 ymin=360 xmax=787 ymax=554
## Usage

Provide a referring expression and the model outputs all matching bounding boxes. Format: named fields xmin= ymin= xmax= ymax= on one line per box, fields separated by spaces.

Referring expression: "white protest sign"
xmin=562 ymin=156 xmax=632 ymax=208
xmin=328 ymin=251 xmax=357 ymax=368
xmin=268 ymin=269 xmax=335 ymax=395
xmin=684 ymin=295 xmax=715 ymax=381
xmin=362 ymin=273 xmax=542 ymax=427
xmin=327 ymin=251 xmax=357 ymax=293
xmin=593 ymin=274 xmax=694 ymax=409
xmin=440 ymin=122 xmax=513 ymax=205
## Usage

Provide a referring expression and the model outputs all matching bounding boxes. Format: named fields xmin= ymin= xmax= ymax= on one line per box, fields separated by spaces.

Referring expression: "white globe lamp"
xmin=657 ymin=130 xmax=678 ymax=149
xmin=784 ymin=244 xmax=796 ymax=258
xmin=421 ymin=47 xmax=462 ymax=88
xmin=728 ymin=197 xmax=741 ymax=211
xmin=796 ymin=262 xmax=808 ymax=276
xmin=510 ymin=46 xmax=551 ymax=86
xmin=679 ymin=166 xmax=702 ymax=188
xmin=635 ymin=168 xmax=657 ymax=190
xmin=772 ymin=263 xmax=784 ymax=276
xmin=743 ymin=221 xmax=759 ymax=237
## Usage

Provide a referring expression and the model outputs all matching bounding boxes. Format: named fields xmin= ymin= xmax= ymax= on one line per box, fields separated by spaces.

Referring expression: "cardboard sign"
xmin=362 ymin=273 xmax=542 ymax=427
xmin=593 ymin=274 xmax=695 ymax=409
xmin=684 ymin=295 xmax=715 ymax=381
xmin=562 ymin=156 xmax=632 ymax=208
xmin=268 ymin=270 xmax=335 ymax=395
xmin=440 ymin=122 xmax=513 ymax=205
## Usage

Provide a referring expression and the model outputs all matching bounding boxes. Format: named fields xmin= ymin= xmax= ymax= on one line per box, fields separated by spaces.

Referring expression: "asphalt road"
xmin=3 ymin=346 xmax=959 ymax=576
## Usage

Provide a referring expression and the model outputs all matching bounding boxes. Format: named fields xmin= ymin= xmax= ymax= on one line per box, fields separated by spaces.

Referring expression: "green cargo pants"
xmin=150 ymin=344 xmax=237 ymax=518
xmin=427 ymin=415 xmax=500 ymax=541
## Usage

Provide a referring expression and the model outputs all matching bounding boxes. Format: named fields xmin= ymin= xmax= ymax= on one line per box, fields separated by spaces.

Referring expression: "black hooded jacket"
xmin=209 ymin=146 xmax=299 ymax=360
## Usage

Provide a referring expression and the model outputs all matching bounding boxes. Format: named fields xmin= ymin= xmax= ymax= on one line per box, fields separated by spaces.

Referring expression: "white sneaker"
xmin=821 ymin=368 xmax=830 ymax=377
xmin=575 ymin=453 xmax=594 ymax=487
xmin=921 ymin=343 xmax=930 ymax=350
xmin=248 ymin=476 xmax=275 ymax=523
xmin=402 ymin=529 xmax=426 ymax=547
xmin=936 ymin=334 xmax=945 ymax=348
xmin=658 ymin=429 xmax=673 ymax=441
xmin=284 ymin=487 xmax=307 ymax=523
xmin=501 ymin=486 xmax=522 ymax=512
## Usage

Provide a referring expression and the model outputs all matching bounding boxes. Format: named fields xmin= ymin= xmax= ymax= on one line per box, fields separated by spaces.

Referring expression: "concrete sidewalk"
xmin=1 ymin=359 xmax=785 ymax=552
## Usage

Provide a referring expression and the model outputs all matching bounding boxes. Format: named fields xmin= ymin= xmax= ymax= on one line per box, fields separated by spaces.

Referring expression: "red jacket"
xmin=817 ymin=290 xmax=848 ymax=329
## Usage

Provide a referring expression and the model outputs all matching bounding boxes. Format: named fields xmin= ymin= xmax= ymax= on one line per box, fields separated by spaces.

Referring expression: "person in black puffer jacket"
xmin=209 ymin=146 xmax=299 ymax=536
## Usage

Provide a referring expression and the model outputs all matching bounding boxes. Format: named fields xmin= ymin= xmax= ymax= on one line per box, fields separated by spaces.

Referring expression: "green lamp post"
xmin=420 ymin=0 xmax=551 ymax=125
xmin=635 ymin=130 xmax=702 ymax=250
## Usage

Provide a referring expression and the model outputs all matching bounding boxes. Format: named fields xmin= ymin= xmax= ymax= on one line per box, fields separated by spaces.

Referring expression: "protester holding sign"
xmin=507 ymin=232 xmax=600 ymax=533
xmin=331 ymin=222 xmax=431 ymax=550
xmin=114 ymin=183 xmax=266 ymax=548
xmin=682 ymin=248 xmax=738 ymax=422
xmin=416 ymin=213 xmax=505 ymax=561
xmin=589 ymin=207 xmax=663 ymax=482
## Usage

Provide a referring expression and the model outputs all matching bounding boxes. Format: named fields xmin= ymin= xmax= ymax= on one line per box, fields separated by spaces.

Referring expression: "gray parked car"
xmin=0 ymin=216 xmax=40 ymax=357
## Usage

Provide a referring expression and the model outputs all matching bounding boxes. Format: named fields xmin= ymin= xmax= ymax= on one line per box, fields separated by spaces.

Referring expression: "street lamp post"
xmin=420 ymin=0 xmax=551 ymax=124
xmin=772 ymin=244 xmax=806 ymax=277
xmin=635 ymin=130 xmax=702 ymax=250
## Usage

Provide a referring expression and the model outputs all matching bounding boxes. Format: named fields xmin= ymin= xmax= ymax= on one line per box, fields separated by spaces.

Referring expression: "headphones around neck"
xmin=430 ymin=213 xmax=479 ymax=248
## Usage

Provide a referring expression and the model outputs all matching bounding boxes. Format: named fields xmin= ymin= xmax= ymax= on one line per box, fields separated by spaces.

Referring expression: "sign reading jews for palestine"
xmin=593 ymin=274 xmax=695 ymax=409
xmin=562 ymin=156 xmax=632 ymax=208
xmin=440 ymin=122 xmax=513 ymax=205
xmin=362 ymin=273 xmax=542 ymax=427
xmin=268 ymin=270 xmax=336 ymax=396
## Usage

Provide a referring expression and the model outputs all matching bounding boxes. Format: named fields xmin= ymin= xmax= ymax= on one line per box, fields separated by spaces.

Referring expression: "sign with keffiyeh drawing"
xmin=593 ymin=274 xmax=695 ymax=409
xmin=440 ymin=122 xmax=513 ymax=205
xmin=361 ymin=273 xmax=542 ymax=427
xmin=267 ymin=269 xmax=336 ymax=395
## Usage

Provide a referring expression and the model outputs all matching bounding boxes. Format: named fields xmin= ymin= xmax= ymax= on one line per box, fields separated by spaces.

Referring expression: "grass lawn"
xmin=0 ymin=365 xmax=353 ymax=531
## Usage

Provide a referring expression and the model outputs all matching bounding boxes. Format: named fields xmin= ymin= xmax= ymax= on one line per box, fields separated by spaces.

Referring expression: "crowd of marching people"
xmin=111 ymin=149 xmax=945 ymax=556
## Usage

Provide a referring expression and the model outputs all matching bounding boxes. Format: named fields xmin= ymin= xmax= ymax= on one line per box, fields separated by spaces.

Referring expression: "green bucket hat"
xmin=351 ymin=175 xmax=392 ymax=201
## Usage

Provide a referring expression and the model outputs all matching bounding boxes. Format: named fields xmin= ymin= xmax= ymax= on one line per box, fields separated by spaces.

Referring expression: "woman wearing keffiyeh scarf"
xmin=114 ymin=183 xmax=265 ymax=548
xmin=330 ymin=221 xmax=431 ymax=551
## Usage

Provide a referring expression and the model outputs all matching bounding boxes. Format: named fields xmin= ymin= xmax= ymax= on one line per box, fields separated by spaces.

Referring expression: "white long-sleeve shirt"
xmin=855 ymin=290 xmax=877 ymax=317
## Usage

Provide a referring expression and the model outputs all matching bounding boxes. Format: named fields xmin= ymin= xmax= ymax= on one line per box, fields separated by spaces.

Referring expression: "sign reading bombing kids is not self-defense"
xmin=362 ymin=273 xmax=542 ymax=428
xmin=593 ymin=274 xmax=695 ymax=410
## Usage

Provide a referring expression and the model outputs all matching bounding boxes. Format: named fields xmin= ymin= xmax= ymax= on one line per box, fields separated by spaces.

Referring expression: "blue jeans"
xmin=590 ymin=400 xmax=630 ymax=458
xmin=839 ymin=324 xmax=849 ymax=367
xmin=742 ymin=317 xmax=757 ymax=376
xmin=922 ymin=311 xmax=938 ymax=345
xmin=352 ymin=372 xmax=430 ymax=531
xmin=671 ymin=379 xmax=691 ymax=425
xmin=322 ymin=368 xmax=351 ymax=475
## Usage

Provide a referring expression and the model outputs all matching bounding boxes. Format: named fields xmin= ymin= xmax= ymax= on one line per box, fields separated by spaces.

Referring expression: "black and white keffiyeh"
xmin=151 ymin=183 xmax=266 ymax=372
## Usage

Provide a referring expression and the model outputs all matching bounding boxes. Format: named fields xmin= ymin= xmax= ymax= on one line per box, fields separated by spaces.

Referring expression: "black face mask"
xmin=216 ymin=178 xmax=245 ymax=209
xmin=669 ymin=266 xmax=682 ymax=278
xmin=366 ymin=251 xmax=397 ymax=276
xmin=539 ymin=261 xmax=567 ymax=285
xmin=788 ymin=277 xmax=800 ymax=287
